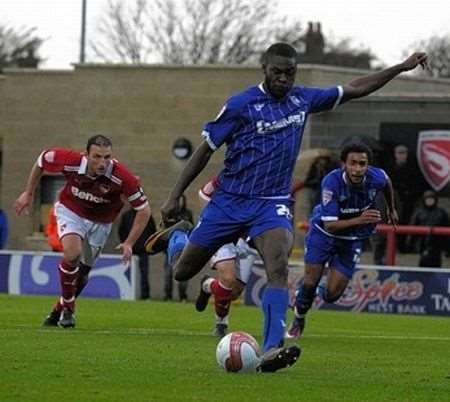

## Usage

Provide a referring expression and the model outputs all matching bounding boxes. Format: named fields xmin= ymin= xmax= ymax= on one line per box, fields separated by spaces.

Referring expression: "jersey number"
xmin=276 ymin=204 xmax=292 ymax=219
xmin=353 ymin=248 xmax=362 ymax=263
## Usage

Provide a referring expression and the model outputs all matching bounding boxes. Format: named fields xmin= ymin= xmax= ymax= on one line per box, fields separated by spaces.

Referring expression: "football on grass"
xmin=216 ymin=331 xmax=261 ymax=373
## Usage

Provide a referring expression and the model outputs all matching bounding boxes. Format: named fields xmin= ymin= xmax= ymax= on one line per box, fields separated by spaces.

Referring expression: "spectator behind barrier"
xmin=303 ymin=154 xmax=339 ymax=215
xmin=385 ymin=144 xmax=424 ymax=252
xmin=407 ymin=190 xmax=450 ymax=268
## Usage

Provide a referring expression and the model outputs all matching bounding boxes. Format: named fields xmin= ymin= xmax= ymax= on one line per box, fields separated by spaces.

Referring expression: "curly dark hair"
xmin=340 ymin=142 xmax=373 ymax=163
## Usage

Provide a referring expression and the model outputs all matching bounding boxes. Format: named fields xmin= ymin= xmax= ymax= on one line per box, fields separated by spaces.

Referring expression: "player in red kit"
xmin=14 ymin=135 xmax=151 ymax=328
xmin=196 ymin=176 xmax=258 ymax=337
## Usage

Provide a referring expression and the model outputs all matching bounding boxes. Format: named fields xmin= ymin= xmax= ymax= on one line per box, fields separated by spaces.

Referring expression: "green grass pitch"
xmin=0 ymin=294 xmax=449 ymax=402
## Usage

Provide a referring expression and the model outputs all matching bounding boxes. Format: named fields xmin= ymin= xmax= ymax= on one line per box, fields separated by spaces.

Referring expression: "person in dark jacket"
xmin=385 ymin=144 xmax=425 ymax=252
xmin=408 ymin=190 xmax=450 ymax=267
xmin=303 ymin=155 xmax=339 ymax=215
xmin=119 ymin=208 xmax=157 ymax=299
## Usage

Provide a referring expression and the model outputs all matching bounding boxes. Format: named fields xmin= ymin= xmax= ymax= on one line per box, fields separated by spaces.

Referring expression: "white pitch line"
xmin=2 ymin=326 xmax=450 ymax=342
xmin=306 ymin=333 xmax=450 ymax=342
xmin=2 ymin=325 xmax=212 ymax=338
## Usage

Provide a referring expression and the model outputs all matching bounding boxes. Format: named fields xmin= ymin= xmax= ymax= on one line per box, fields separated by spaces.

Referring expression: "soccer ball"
xmin=216 ymin=331 xmax=261 ymax=373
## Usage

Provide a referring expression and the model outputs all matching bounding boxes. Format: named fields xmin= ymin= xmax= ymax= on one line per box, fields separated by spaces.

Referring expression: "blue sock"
xmin=262 ymin=287 xmax=289 ymax=352
xmin=167 ymin=230 xmax=188 ymax=265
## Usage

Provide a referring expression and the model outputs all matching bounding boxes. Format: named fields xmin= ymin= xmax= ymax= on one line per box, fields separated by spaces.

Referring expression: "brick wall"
xmin=1 ymin=64 xmax=450 ymax=250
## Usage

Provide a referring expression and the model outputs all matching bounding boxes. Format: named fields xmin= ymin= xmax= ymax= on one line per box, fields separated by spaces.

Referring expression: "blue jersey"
xmin=202 ymin=83 xmax=343 ymax=197
xmin=310 ymin=166 xmax=389 ymax=240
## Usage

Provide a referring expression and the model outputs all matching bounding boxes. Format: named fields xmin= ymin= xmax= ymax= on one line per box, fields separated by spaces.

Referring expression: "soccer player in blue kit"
xmin=160 ymin=43 xmax=427 ymax=372
xmin=286 ymin=142 xmax=398 ymax=339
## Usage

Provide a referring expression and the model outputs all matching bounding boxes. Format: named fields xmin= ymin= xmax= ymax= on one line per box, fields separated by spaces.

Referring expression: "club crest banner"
xmin=417 ymin=130 xmax=450 ymax=192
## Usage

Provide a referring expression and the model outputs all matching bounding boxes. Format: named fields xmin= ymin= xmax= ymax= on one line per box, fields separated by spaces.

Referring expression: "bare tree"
xmin=91 ymin=0 xmax=152 ymax=63
xmin=0 ymin=24 xmax=44 ymax=71
xmin=406 ymin=35 xmax=450 ymax=78
xmin=91 ymin=0 xmax=303 ymax=65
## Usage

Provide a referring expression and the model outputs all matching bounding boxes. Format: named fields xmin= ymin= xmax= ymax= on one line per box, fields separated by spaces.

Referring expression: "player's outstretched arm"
xmin=341 ymin=52 xmax=428 ymax=104
xmin=324 ymin=209 xmax=382 ymax=233
xmin=161 ymin=140 xmax=214 ymax=223
xmin=13 ymin=162 xmax=44 ymax=216
xmin=116 ymin=204 xmax=151 ymax=266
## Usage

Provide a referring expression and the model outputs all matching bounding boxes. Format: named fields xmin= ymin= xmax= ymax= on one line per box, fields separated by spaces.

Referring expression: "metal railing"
xmin=297 ymin=222 xmax=450 ymax=265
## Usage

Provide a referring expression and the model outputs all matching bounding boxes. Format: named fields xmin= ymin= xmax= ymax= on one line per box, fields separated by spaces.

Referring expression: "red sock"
xmin=211 ymin=280 xmax=232 ymax=318
xmin=58 ymin=259 xmax=79 ymax=312
xmin=53 ymin=298 xmax=64 ymax=313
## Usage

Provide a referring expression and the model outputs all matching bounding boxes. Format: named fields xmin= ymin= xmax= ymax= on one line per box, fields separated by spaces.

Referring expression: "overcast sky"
xmin=1 ymin=0 xmax=449 ymax=69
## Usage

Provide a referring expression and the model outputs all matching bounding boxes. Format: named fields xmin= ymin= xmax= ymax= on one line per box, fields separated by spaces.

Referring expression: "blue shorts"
xmin=189 ymin=190 xmax=293 ymax=250
xmin=304 ymin=225 xmax=363 ymax=279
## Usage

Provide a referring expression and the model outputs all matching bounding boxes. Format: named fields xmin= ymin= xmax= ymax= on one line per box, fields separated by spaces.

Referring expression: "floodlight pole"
xmin=80 ymin=0 xmax=87 ymax=63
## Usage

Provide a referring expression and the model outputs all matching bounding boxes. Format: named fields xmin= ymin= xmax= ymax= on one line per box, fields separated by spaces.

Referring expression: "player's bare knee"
xmin=266 ymin=264 xmax=288 ymax=287
xmin=304 ymin=264 xmax=324 ymax=287
xmin=219 ymin=270 xmax=235 ymax=288
xmin=63 ymin=252 xmax=81 ymax=267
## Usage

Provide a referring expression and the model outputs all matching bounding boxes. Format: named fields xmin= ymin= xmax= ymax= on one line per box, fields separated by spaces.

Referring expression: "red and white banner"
xmin=417 ymin=130 xmax=450 ymax=192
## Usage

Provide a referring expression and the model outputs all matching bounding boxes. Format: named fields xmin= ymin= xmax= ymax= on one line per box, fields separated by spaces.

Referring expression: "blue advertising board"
xmin=0 ymin=250 xmax=139 ymax=300
xmin=245 ymin=262 xmax=450 ymax=317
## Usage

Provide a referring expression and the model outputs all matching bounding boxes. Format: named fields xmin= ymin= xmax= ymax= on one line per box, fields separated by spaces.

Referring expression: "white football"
xmin=216 ymin=331 xmax=261 ymax=373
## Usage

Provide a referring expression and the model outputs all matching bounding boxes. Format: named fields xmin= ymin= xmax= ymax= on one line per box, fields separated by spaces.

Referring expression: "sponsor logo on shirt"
xmin=256 ymin=112 xmax=305 ymax=134
xmin=289 ymin=96 xmax=301 ymax=106
xmin=340 ymin=205 xmax=371 ymax=214
xmin=71 ymin=186 xmax=110 ymax=204
xmin=44 ymin=151 xmax=55 ymax=163
xmin=340 ymin=207 xmax=361 ymax=213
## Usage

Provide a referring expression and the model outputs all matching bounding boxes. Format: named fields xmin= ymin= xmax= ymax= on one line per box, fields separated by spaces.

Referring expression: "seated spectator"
xmin=407 ymin=190 xmax=450 ymax=267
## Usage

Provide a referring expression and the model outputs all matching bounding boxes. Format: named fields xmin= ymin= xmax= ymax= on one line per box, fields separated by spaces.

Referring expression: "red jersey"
xmin=38 ymin=148 xmax=148 ymax=223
